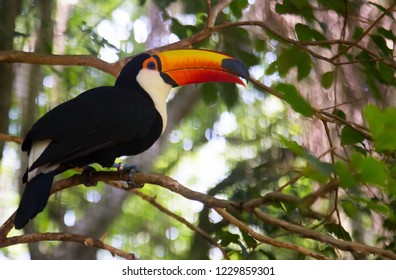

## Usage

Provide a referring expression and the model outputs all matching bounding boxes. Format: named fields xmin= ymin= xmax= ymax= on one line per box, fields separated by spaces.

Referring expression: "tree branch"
xmin=1 ymin=168 xmax=394 ymax=259
xmin=0 ymin=133 xmax=23 ymax=144
xmin=252 ymin=208 xmax=396 ymax=260
xmin=106 ymin=181 xmax=230 ymax=259
xmin=0 ymin=51 xmax=120 ymax=77
xmin=330 ymin=3 xmax=396 ymax=61
xmin=215 ymin=208 xmax=330 ymax=260
xmin=250 ymin=77 xmax=373 ymax=140
xmin=0 ymin=232 xmax=136 ymax=259
xmin=206 ymin=0 xmax=234 ymax=28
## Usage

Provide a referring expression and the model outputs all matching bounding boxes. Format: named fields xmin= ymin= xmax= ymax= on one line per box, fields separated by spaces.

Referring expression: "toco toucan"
xmin=14 ymin=49 xmax=249 ymax=229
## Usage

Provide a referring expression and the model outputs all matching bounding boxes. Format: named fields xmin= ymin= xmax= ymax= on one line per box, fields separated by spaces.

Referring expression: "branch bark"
xmin=1 ymin=168 xmax=395 ymax=259
xmin=215 ymin=208 xmax=330 ymax=260
xmin=0 ymin=232 xmax=136 ymax=260
xmin=0 ymin=51 xmax=120 ymax=76
xmin=252 ymin=208 xmax=396 ymax=260
xmin=0 ymin=133 xmax=23 ymax=144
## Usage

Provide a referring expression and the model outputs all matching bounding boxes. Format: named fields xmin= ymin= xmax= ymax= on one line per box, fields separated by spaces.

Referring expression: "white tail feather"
xmin=27 ymin=139 xmax=59 ymax=182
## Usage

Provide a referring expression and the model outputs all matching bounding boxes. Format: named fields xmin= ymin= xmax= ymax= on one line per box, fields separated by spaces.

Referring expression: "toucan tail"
xmin=14 ymin=171 xmax=55 ymax=229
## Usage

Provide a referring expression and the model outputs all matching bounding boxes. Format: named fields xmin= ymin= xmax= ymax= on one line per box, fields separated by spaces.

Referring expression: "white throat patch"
xmin=136 ymin=69 xmax=172 ymax=133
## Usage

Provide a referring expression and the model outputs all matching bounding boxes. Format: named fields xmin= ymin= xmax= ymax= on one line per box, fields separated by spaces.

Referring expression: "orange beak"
xmin=153 ymin=49 xmax=249 ymax=87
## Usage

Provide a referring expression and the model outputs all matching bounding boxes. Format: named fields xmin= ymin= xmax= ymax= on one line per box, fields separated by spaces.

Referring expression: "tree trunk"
xmin=0 ymin=0 xmax=22 ymax=160
xmin=17 ymin=0 xmax=55 ymax=259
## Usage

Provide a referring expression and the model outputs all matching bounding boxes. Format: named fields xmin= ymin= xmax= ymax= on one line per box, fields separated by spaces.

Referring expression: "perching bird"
xmin=14 ymin=49 xmax=249 ymax=229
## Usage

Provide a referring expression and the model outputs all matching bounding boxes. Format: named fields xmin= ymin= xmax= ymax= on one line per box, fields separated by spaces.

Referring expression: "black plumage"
xmin=14 ymin=49 xmax=249 ymax=229
xmin=15 ymin=53 xmax=162 ymax=229
xmin=23 ymin=86 xmax=161 ymax=171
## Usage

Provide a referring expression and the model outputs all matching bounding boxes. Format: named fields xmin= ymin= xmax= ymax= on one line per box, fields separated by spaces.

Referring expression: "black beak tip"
xmin=221 ymin=58 xmax=250 ymax=82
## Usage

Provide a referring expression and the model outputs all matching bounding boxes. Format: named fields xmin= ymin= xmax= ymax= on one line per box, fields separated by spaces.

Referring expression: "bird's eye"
xmin=147 ymin=61 xmax=156 ymax=70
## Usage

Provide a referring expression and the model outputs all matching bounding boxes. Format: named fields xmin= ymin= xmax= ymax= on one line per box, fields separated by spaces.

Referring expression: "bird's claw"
xmin=114 ymin=163 xmax=144 ymax=189
xmin=82 ymin=166 xmax=97 ymax=187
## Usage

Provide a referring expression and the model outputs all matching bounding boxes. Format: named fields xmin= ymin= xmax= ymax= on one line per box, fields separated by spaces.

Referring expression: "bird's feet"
xmin=113 ymin=163 xmax=144 ymax=189
xmin=82 ymin=166 xmax=98 ymax=187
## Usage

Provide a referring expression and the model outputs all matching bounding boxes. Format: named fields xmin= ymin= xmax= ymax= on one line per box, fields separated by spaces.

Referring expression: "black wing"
xmin=23 ymin=86 xmax=160 ymax=169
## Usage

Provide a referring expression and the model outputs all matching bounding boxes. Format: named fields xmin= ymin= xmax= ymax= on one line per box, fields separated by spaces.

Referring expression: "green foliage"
xmin=201 ymin=83 xmax=218 ymax=105
xmin=275 ymin=0 xmax=315 ymax=22
xmin=317 ymin=0 xmax=346 ymax=14
xmin=229 ymin=0 xmax=249 ymax=19
xmin=341 ymin=200 xmax=358 ymax=219
xmin=280 ymin=137 xmax=334 ymax=180
xmin=295 ymin=24 xmax=328 ymax=47
xmin=275 ymin=83 xmax=314 ymax=117
xmin=340 ymin=126 xmax=366 ymax=146
xmin=267 ymin=46 xmax=312 ymax=80
xmin=335 ymin=151 xmax=396 ymax=201
xmin=325 ymin=223 xmax=351 ymax=241
xmin=320 ymin=71 xmax=334 ymax=89
xmin=364 ymin=105 xmax=396 ymax=152
xmin=170 ymin=18 xmax=201 ymax=39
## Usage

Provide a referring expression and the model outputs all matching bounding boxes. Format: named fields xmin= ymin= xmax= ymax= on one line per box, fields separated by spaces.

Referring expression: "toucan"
xmin=14 ymin=49 xmax=249 ymax=229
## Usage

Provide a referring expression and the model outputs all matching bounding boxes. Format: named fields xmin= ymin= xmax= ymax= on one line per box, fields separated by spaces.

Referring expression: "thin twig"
xmin=331 ymin=3 xmax=396 ymax=61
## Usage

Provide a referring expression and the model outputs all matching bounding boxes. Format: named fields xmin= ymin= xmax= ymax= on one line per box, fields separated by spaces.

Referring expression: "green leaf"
xmin=321 ymin=71 xmax=334 ymax=89
xmin=325 ymin=223 xmax=351 ymax=241
xmin=201 ymin=83 xmax=218 ymax=105
xmin=369 ymin=1 xmax=395 ymax=20
xmin=352 ymin=26 xmax=364 ymax=40
xmin=378 ymin=61 xmax=395 ymax=84
xmin=254 ymin=39 xmax=266 ymax=52
xmin=220 ymin=83 xmax=238 ymax=109
xmin=355 ymin=50 xmax=376 ymax=69
xmin=341 ymin=200 xmax=358 ymax=219
xmin=317 ymin=0 xmax=346 ymax=14
xmin=241 ymin=231 xmax=257 ymax=247
xmin=229 ymin=0 xmax=248 ymax=19
xmin=295 ymin=52 xmax=312 ymax=80
xmin=365 ymin=71 xmax=382 ymax=99
xmin=304 ymin=154 xmax=334 ymax=176
xmin=295 ymin=24 xmax=328 ymax=48
xmin=332 ymin=109 xmax=346 ymax=120
xmin=280 ymin=137 xmax=304 ymax=155
xmin=218 ymin=231 xmax=240 ymax=247
xmin=335 ymin=161 xmax=356 ymax=189
xmin=258 ymin=250 xmax=277 ymax=260
xmin=275 ymin=0 xmax=315 ymax=21
xmin=170 ymin=18 xmax=198 ymax=39
xmin=221 ymin=28 xmax=260 ymax=67
xmin=364 ymin=105 xmax=396 ymax=151
xmin=266 ymin=46 xmax=312 ymax=80
xmin=359 ymin=156 xmax=389 ymax=186
xmin=364 ymin=199 xmax=392 ymax=216
xmin=281 ymin=137 xmax=334 ymax=178
xmin=275 ymin=83 xmax=314 ymax=117
xmin=377 ymin=27 xmax=396 ymax=41
xmin=340 ymin=126 xmax=366 ymax=145
xmin=295 ymin=24 xmax=312 ymax=41
xmin=370 ymin=34 xmax=392 ymax=57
